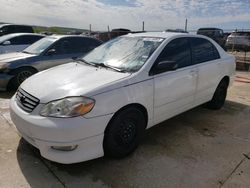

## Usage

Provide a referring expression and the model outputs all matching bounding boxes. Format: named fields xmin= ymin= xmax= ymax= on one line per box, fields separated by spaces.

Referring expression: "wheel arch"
xmin=9 ymin=66 xmax=39 ymax=75
xmin=105 ymin=103 xmax=149 ymax=133
xmin=220 ymin=75 xmax=230 ymax=86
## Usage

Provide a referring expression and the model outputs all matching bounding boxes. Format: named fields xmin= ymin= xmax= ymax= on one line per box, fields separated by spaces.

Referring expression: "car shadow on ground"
xmin=0 ymin=91 xmax=15 ymax=99
xmin=16 ymin=100 xmax=250 ymax=188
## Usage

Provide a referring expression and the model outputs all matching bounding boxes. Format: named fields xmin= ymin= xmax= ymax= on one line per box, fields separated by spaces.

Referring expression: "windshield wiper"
xmin=22 ymin=51 xmax=31 ymax=54
xmin=76 ymin=58 xmax=98 ymax=67
xmin=97 ymin=63 xmax=126 ymax=73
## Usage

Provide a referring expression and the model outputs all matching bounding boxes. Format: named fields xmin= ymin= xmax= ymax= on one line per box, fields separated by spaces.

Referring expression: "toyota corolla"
xmin=10 ymin=32 xmax=235 ymax=164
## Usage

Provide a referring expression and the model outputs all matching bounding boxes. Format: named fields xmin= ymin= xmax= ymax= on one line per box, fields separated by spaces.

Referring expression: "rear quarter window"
xmin=190 ymin=38 xmax=220 ymax=64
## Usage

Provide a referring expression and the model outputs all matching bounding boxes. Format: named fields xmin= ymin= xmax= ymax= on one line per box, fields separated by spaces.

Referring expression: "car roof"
xmin=198 ymin=28 xmax=222 ymax=31
xmin=0 ymin=33 xmax=44 ymax=38
xmin=0 ymin=24 xmax=32 ymax=28
xmin=124 ymin=31 xmax=194 ymax=39
xmin=47 ymin=34 xmax=101 ymax=40
xmin=0 ymin=33 xmax=44 ymax=43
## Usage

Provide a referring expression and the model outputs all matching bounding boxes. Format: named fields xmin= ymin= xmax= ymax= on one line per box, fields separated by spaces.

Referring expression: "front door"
xmin=152 ymin=37 xmax=198 ymax=125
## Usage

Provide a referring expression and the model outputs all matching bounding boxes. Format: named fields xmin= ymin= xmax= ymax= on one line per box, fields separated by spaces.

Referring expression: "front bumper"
xmin=10 ymin=96 xmax=113 ymax=164
xmin=0 ymin=73 xmax=13 ymax=91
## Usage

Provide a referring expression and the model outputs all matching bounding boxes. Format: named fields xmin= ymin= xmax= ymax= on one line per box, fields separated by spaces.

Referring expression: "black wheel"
xmin=7 ymin=67 xmax=37 ymax=91
xmin=104 ymin=107 xmax=146 ymax=158
xmin=206 ymin=80 xmax=228 ymax=110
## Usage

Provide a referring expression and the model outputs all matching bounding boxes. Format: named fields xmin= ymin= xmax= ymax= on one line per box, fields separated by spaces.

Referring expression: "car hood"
xmin=0 ymin=52 xmax=35 ymax=64
xmin=21 ymin=62 xmax=131 ymax=103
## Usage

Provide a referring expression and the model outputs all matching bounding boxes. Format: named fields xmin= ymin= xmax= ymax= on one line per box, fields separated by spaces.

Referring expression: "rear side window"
xmin=54 ymin=37 xmax=102 ymax=54
xmin=52 ymin=38 xmax=72 ymax=54
xmin=190 ymin=38 xmax=220 ymax=64
xmin=156 ymin=37 xmax=192 ymax=69
xmin=9 ymin=35 xmax=43 ymax=45
xmin=81 ymin=38 xmax=102 ymax=52
xmin=15 ymin=26 xmax=33 ymax=33
xmin=69 ymin=37 xmax=102 ymax=53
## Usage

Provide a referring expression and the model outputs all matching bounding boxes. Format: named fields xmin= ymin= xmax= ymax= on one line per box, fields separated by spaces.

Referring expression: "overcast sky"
xmin=0 ymin=0 xmax=250 ymax=31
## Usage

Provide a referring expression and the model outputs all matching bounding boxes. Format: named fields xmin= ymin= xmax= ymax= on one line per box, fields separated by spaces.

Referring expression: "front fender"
xmin=85 ymin=78 xmax=154 ymax=128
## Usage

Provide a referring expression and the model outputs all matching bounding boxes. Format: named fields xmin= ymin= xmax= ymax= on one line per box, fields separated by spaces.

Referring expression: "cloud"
xmin=0 ymin=0 xmax=249 ymax=31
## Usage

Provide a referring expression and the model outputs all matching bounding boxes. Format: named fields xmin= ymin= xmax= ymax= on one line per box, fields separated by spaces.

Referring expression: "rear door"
xmin=152 ymin=37 xmax=198 ymax=124
xmin=189 ymin=37 xmax=221 ymax=106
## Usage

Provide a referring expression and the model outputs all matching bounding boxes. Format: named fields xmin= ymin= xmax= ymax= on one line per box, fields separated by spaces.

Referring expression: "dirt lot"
xmin=0 ymin=71 xmax=250 ymax=188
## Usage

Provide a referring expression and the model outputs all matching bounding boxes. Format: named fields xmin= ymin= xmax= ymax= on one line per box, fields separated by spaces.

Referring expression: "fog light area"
xmin=51 ymin=145 xmax=78 ymax=151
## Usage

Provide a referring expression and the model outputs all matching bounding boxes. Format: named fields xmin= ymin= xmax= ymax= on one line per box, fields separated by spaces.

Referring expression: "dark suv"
xmin=197 ymin=28 xmax=226 ymax=48
xmin=0 ymin=24 xmax=34 ymax=36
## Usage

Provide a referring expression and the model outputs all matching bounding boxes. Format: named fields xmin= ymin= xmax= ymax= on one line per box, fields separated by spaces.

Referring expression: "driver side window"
xmin=51 ymin=39 xmax=71 ymax=55
xmin=157 ymin=38 xmax=191 ymax=69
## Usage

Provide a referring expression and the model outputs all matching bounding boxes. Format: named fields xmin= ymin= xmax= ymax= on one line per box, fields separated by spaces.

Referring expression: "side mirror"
xmin=46 ymin=49 xmax=56 ymax=56
xmin=150 ymin=60 xmax=178 ymax=75
xmin=3 ymin=41 xmax=11 ymax=45
xmin=157 ymin=60 xmax=178 ymax=71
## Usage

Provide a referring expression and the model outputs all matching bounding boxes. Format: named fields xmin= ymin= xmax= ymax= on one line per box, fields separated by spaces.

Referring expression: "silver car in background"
xmin=0 ymin=35 xmax=102 ymax=91
xmin=226 ymin=31 xmax=250 ymax=51
xmin=0 ymin=33 xmax=44 ymax=54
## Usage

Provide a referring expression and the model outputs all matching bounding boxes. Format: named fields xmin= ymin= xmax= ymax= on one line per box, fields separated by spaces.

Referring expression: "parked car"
xmin=0 ymin=35 xmax=102 ymax=91
xmin=10 ymin=32 xmax=235 ymax=164
xmin=225 ymin=31 xmax=250 ymax=51
xmin=0 ymin=24 xmax=34 ymax=36
xmin=197 ymin=28 xmax=226 ymax=48
xmin=0 ymin=33 xmax=44 ymax=54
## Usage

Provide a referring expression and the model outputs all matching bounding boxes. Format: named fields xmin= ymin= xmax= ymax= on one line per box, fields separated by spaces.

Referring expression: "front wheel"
xmin=206 ymin=80 xmax=228 ymax=110
xmin=7 ymin=68 xmax=37 ymax=91
xmin=103 ymin=107 xmax=146 ymax=158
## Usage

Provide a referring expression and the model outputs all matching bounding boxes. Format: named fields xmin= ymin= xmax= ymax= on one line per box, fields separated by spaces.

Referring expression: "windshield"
xmin=23 ymin=37 xmax=57 ymax=55
xmin=82 ymin=36 xmax=164 ymax=72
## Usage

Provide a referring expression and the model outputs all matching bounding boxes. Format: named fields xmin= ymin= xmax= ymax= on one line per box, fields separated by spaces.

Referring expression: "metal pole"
xmin=142 ymin=21 xmax=145 ymax=32
xmin=107 ymin=25 xmax=111 ymax=40
xmin=89 ymin=24 xmax=91 ymax=34
xmin=185 ymin=19 xmax=187 ymax=32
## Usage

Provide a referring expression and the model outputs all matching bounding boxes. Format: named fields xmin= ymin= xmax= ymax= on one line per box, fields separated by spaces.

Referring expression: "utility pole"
xmin=142 ymin=21 xmax=145 ymax=32
xmin=89 ymin=24 xmax=92 ymax=34
xmin=107 ymin=25 xmax=111 ymax=40
xmin=185 ymin=18 xmax=188 ymax=32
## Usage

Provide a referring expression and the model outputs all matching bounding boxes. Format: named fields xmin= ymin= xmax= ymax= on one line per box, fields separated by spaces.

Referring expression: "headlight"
xmin=40 ymin=97 xmax=95 ymax=118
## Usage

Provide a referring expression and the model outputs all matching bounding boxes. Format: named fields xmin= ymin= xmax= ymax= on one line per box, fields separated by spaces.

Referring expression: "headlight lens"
xmin=40 ymin=97 xmax=95 ymax=118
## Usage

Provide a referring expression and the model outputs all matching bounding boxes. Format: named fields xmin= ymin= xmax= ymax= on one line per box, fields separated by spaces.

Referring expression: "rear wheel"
xmin=206 ymin=80 xmax=228 ymax=110
xmin=104 ymin=107 xmax=146 ymax=158
xmin=7 ymin=67 xmax=37 ymax=91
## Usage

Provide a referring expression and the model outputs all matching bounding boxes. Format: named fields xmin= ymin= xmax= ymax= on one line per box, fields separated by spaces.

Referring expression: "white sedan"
xmin=10 ymin=32 xmax=235 ymax=164
xmin=0 ymin=33 xmax=44 ymax=54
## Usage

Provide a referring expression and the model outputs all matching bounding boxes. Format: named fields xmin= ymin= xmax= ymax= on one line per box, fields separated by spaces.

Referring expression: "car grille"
xmin=16 ymin=88 xmax=40 ymax=113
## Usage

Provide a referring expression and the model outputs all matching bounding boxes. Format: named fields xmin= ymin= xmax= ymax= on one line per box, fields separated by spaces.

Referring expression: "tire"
xmin=7 ymin=67 xmax=37 ymax=91
xmin=206 ymin=80 xmax=228 ymax=110
xmin=104 ymin=107 xmax=146 ymax=158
